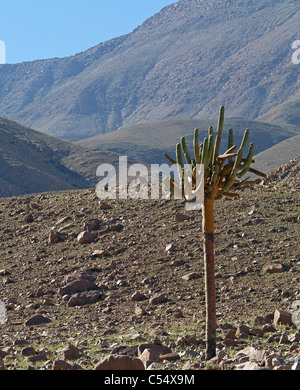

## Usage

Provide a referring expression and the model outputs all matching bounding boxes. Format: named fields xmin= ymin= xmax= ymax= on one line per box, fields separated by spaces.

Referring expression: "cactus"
xmin=163 ymin=106 xmax=266 ymax=360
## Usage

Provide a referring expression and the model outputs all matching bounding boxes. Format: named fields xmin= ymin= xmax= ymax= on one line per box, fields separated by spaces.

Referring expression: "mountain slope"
xmin=0 ymin=117 xmax=132 ymax=197
xmin=0 ymin=0 xmax=299 ymax=139
xmin=252 ymin=135 xmax=300 ymax=175
xmin=75 ymin=116 xmax=300 ymax=165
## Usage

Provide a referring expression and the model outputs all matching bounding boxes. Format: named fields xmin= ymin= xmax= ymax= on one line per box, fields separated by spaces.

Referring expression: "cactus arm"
xmin=237 ymin=142 xmax=254 ymax=177
xmin=201 ymin=137 xmax=209 ymax=168
xmin=222 ymin=129 xmax=250 ymax=191
xmin=247 ymin=167 xmax=267 ymax=178
xmin=212 ymin=106 xmax=225 ymax=164
xmin=207 ymin=134 xmax=215 ymax=168
xmin=194 ymin=128 xmax=201 ymax=165
xmin=181 ymin=136 xmax=192 ymax=166
xmin=163 ymin=153 xmax=177 ymax=165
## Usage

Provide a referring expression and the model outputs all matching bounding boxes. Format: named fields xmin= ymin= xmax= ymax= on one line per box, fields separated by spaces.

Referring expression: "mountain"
xmin=0 ymin=0 xmax=299 ymax=139
xmin=0 ymin=117 xmax=134 ymax=197
xmin=252 ymin=135 xmax=300 ymax=175
xmin=75 ymin=116 xmax=300 ymax=165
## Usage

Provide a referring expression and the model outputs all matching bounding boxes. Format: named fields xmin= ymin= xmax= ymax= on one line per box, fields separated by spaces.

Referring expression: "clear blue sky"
xmin=0 ymin=0 xmax=176 ymax=64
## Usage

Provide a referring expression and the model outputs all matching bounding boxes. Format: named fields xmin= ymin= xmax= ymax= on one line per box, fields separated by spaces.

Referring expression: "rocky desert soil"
xmin=0 ymin=158 xmax=299 ymax=370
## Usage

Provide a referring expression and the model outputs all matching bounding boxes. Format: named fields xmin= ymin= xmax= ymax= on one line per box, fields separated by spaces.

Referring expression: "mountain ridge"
xmin=0 ymin=117 xmax=139 ymax=197
xmin=0 ymin=0 xmax=299 ymax=139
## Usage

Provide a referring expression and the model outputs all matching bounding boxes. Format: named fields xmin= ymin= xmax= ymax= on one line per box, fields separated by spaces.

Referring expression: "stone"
xmin=235 ymin=324 xmax=250 ymax=338
xmin=263 ymin=263 xmax=285 ymax=274
xmin=138 ymin=343 xmax=172 ymax=357
xmin=175 ymin=213 xmax=191 ymax=222
xmin=288 ymin=333 xmax=300 ymax=343
xmin=27 ymin=353 xmax=48 ymax=363
xmin=21 ymin=347 xmax=37 ymax=357
xmin=176 ymin=335 xmax=200 ymax=346
xmin=134 ymin=306 xmax=146 ymax=316
xmin=59 ymin=279 xmax=98 ymax=296
xmin=234 ymin=361 xmax=263 ymax=370
xmin=149 ymin=293 xmax=168 ymax=305
xmin=165 ymin=243 xmax=175 ymax=253
xmin=25 ymin=315 xmax=51 ymax=326
xmin=274 ymin=309 xmax=293 ymax=326
xmin=131 ymin=291 xmax=147 ymax=301
xmin=77 ymin=231 xmax=95 ymax=244
xmin=182 ymin=272 xmax=200 ymax=281
xmin=92 ymin=250 xmax=107 ymax=258
xmin=99 ymin=201 xmax=112 ymax=210
xmin=59 ymin=344 xmax=80 ymax=360
xmin=109 ymin=224 xmax=124 ymax=232
xmin=94 ymin=355 xmax=144 ymax=370
xmin=84 ymin=218 xmax=101 ymax=232
xmin=236 ymin=346 xmax=266 ymax=363
xmin=49 ymin=231 xmax=67 ymax=243
xmin=138 ymin=348 xmax=160 ymax=368
xmin=53 ymin=359 xmax=83 ymax=370
xmin=160 ymin=352 xmax=180 ymax=361
xmin=67 ymin=291 xmax=101 ymax=307
xmin=146 ymin=362 xmax=165 ymax=370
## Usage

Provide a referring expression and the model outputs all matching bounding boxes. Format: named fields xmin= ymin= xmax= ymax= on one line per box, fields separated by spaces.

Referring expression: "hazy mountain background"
xmin=0 ymin=0 xmax=299 ymax=140
xmin=0 ymin=0 xmax=299 ymax=196
xmin=0 ymin=117 xmax=137 ymax=197
xmin=75 ymin=117 xmax=300 ymax=167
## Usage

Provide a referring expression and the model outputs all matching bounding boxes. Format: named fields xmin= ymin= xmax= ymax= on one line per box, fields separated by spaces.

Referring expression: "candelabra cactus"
xmin=164 ymin=106 xmax=266 ymax=359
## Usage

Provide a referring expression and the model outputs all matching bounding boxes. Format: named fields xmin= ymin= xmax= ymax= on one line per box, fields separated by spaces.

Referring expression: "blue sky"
xmin=0 ymin=0 xmax=176 ymax=64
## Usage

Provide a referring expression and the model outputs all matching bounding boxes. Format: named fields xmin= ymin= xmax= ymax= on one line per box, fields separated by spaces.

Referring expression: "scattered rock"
xmin=165 ymin=243 xmax=176 ymax=253
xmin=109 ymin=224 xmax=124 ymax=232
xmin=99 ymin=201 xmax=112 ymax=210
xmin=175 ymin=213 xmax=191 ymax=222
xmin=182 ymin=272 xmax=200 ymax=281
xmin=84 ymin=218 xmax=101 ymax=232
xmin=67 ymin=291 xmax=101 ymax=307
xmin=58 ymin=344 xmax=80 ymax=360
xmin=77 ymin=231 xmax=95 ymax=244
xmin=21 ymin=347 xmax=37 ymax=357
xmin=138 ymin=343 xmax=172 ymax=357
xmin=131 ymin=291 xmax=147 ymax=301
xmin=139 ymin=348 xmax=160 ymax=368
xmin=160 ymin=352 xmax=180 ymax=361
xmin=94 ymin=354 xmax=144 ymax=370
xmin=92 ymin=249 xmax=107 ymax=258
xmin=25 ymin=315 xmax=51 ymax=326
xmin=59 ymin=279 xmax=98 ymax=296
xmin=274 ymin=309 xmax=293 ymax=326
xmin=149 ymin=293 xmax=168 ymax=305
xmin=53 ymin=359 xmax=83 ymax=370
xmin=263 ymin=263 xmax=285 ymax=274
xmin=49 ymin=231 xmax=67 ymax=243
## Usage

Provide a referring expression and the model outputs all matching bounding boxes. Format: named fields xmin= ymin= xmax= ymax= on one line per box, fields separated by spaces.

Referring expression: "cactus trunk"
xmin=202 ymin=196 xmax=216 ymax=360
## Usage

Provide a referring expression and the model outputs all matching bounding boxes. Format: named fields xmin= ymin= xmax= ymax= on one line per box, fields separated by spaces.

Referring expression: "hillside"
xmin=252 ymin=135 xmax=300 ymax=175
xmin=0 ymin=0 xmax=299 ymax=139
xmin=0 ymin=159 xmax=299 ymax=370
xmin=0 ymin=117 xmax=136 ymax=197
xmin=76 ymin=116 xmax=300 ymax=165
